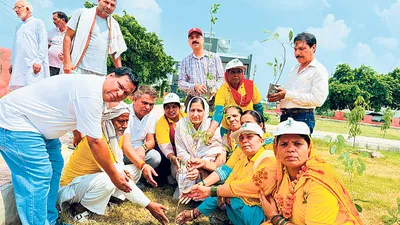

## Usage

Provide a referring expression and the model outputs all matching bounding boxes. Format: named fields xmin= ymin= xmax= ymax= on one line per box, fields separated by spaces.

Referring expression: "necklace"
xmin=276 ymin=165 xmax=307 ymax=219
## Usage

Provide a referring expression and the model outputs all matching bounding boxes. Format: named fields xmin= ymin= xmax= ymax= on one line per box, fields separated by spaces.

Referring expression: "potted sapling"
xmin=263 ymin=29 xmax=293 ymax=96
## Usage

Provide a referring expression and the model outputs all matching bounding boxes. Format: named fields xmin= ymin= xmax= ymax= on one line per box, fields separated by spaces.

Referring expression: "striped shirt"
xmin=178 ymin=51 xmax=224 ymax=96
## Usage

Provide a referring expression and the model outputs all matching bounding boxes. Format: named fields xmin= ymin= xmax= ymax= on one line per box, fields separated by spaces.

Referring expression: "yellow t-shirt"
xmin=59 ymin=135 xmax=123 ymax=186
xmin=155 ymin=112 xmax=186 ymax=157
xmin=215 ymin=82 xmax=262 ymax=129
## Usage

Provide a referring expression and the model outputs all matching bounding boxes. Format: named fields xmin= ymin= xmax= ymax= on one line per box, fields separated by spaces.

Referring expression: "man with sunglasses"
xmin=267 ymin=32 xmax=329 ymax=134
xmin=178 ymin=28 xmax=224 ymax=110
xmin=207 ymin=58 xmax=264 ymax=137
xmin=123 ymin=85 xmax=162 ymax=183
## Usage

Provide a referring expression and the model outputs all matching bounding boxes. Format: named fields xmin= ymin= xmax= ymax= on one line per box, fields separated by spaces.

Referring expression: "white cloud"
xmin=353 ymin=43 xmax=375 ymax=65
xmin=373 ymin=37 xmax=398 ymax=50
xmin=375 ymin=0 xmax=400 ymax=36
xmin=117 ymin=0 xmax=162 ymax=34
xmin=269 ymin=0 xmax=330 ymax=9
xmin=306 ymin=14 xmax=351 ymax=51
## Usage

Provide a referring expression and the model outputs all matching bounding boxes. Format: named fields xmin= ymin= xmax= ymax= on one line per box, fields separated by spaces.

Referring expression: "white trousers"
xmin=57 ymin=164 xmax=150 ymax=215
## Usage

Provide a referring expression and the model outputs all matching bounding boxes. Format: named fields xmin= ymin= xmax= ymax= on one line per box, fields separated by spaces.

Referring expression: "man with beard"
xmin=267 ymin=32 xmax=329 ymax=134
xmin=9 ymin=0 xmax=50 ymax=90
xmin=63 ymin=0 xmax=126 ymax=75
xmin=58 ymin=102 xmax=169 ymax=224
xmin=48 ymin=11 xmax=68 ymax=76
xmin=178 ymin=28 xmax=224 ymax=109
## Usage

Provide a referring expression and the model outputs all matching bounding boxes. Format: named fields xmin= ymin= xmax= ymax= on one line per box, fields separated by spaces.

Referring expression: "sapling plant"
xmin=326 ymin=134 xmax=367 ymax=212
xmin=381 ymin=108 xmax=394 ymax=138
xmin=262 ymin=29 xmax=293 ymax=95
xmin=382 ymin=197 xmax=400 ymax=225
xmin=348 ymin=96 xmax=367 ymax=148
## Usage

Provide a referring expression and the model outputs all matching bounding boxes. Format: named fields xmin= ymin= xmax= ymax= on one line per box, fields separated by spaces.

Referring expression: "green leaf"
xmin=273 ymin=32 xmax=280 ymax=40
xmin=289 ymin=30 xmax=294 ymax=41
xmin=274 ymin=57 xmax=278 ymax=64
xmin=355 ymin=203 xmax=362 ymax=213
xmin=329 ymin=145 xmax=336 ymax=155
xmin=267 ymin=62 xmax=273 ymax=66
xmin=273 ymin=67 xmax=277 ymax=76
xmin=324 ymin=135 xmax=332 ymax=143
xmin=262 ymin=38 xmax=271 ymax=42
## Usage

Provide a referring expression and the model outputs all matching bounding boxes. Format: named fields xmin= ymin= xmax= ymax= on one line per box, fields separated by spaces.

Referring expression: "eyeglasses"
xmin=228 ymin=69 xmax=243 ymax=74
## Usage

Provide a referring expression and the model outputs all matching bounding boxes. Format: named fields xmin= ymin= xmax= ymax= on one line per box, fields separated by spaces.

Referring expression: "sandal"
xmin=175 ymin=209 xmax=199 ymax=224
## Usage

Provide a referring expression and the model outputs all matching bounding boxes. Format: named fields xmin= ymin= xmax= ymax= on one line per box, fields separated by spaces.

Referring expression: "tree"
xmin=381 ymin=108 xmax=394 ymax=138
xmin=348 ymin=96 xmax=367 ymax=147
xmin=387 ymin=67 xmax=400 ymax=110
xmin=84 ymin=1 xmax=175 ymax=84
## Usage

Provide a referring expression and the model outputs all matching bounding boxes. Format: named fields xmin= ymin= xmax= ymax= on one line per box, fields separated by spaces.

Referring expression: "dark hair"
xmin=294 ymin=32 xmax=317 ymax=50
xmin=224 ymin=106 xmax=243 ymax=115
xmin=276 ymin=134 xmax=311 ymax=146
xmin=242 ymin=110 xmax=265 ymax=132
xmin=112 ymin=67 xmax=140 ymax=93
xmin=53 ymin=11 xmax=69 ymax=23
xmin=189 ymin=97 xmax=205 ymax=110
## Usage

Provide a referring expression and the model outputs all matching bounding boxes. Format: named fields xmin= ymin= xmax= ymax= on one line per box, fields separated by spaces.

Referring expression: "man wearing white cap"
xmin=207 ymin=58 xmax=264 ymax=137
xmin=155 ymin=93 xmax=186 ymax=189
xmin=178 ymin=27 xmax=224 ymax=109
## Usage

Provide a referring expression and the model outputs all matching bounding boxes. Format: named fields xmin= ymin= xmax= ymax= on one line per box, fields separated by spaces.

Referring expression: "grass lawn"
xmin=61 ymin=141 xmax=400 ymax=225
xmin=265 ymin=113 xmax=400 ymax=141
xmin=314 ymin=119 xmax=400 ymax=141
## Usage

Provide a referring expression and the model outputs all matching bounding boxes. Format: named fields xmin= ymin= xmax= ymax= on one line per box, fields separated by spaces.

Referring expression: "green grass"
xmin=60 ymin=141 xmax=400 ymax=225
xmin=314 ymin=119 xmax=400 ymax=140
xmin=264 ymin=112 xmax=400 ymax=141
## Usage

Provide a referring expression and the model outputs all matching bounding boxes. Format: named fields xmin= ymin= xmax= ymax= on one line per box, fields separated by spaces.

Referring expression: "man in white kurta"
xmin=0 ymin=67 xmax=138 ymax=225
xmin=62 ymin=0 xmax=126 ymax=76
xmin=9 ymin=0 xmax=49 ymax=90
xmin=57 ymin=103 xmax=169 ymax=224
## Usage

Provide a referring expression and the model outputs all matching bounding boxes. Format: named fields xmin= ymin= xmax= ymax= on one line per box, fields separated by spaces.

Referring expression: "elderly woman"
xmin=207 ymin=58 xmax=264 ymax=137
xmin=259 ymin=118 xmax=363 ymax=225
xmin=175 ymin=97 xmax=225 ymax=197
xmin=221 ymin=106 xmax=243 ymax=157
xmin=176 ymin=123 xmax=276 ymax=225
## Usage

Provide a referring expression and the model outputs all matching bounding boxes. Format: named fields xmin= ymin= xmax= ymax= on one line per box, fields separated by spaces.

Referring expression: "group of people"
xmin=0 ymin=0 xmax=363 ymax=225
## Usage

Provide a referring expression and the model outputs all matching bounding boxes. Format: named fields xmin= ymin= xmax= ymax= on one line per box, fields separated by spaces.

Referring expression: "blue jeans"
xmin=0 ymin=128 xmax=63 ymax=225
xmin=198 ymin=197 xmax=264 ymax=225
xmin=281 ymin=111 xmax=315 ymax=134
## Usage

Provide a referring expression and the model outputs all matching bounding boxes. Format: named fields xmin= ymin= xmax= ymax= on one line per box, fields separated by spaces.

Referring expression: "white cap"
xmin=230 ymin=123 xmax=264 ymax=142
xmin=225 ymin=58 xmax=247 ymax=71
xmin=163 ymin=93 xmax=180 ymax=105
xmin=274 ymin=118 xmax=310 ymax=136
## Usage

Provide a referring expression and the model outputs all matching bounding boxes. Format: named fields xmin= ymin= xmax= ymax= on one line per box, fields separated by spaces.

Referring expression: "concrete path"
xmin=1 ymin=104 xmax=399 ymax=224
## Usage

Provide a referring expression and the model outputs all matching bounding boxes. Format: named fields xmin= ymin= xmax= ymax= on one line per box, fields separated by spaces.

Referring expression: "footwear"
xmin=73 ymin=211 xmax=90 ymax=223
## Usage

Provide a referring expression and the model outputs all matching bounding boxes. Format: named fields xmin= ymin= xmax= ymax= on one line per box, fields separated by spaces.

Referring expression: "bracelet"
xmin=138 ymin=161 xmax=146 ymax=170
xmin=200 ymin=180 xmax=206 ymax=186
xmin=141 ymin=164 xmax=150 ymax=173
xmin=270 ymin=214 xmax=288 ymax=225
xmin=210 ymin=186 xmax=218 ymax=197
xmin=142 ymin=143 xmax=149 ymax=152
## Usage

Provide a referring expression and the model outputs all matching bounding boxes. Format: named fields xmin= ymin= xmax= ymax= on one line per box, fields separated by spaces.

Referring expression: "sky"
xmin=0 ymin=0 xmax=399 ymax=97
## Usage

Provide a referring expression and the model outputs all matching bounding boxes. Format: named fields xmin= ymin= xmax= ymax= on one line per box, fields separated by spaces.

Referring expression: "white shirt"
xmin=10 ymin=16 xmax=50 ymax=86
xmin=0 ymin=74 xmax=105 ymax=139
xmin=126 ymin=104 xmax=157 ymax=148
xmin=67 ymin=12 xmax=109 ymax=75
xmin=48 ymin=27 xmax=66 ymax=68
xmin=280 ymin=58 xmax=329 ymax=109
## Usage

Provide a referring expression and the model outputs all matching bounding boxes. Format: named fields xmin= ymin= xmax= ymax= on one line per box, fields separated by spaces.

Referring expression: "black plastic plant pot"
xmin=268 ymin=83 xmax=281 ymax=96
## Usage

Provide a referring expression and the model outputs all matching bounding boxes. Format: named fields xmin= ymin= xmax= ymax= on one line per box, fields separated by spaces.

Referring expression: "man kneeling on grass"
xmin=57 ymin=102 xmax=169 ymax=224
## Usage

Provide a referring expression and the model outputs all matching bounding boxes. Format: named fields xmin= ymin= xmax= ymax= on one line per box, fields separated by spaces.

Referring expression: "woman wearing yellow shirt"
xmin=259 ymin=118 xmax=363 ymax=225
xmin=176 ymin=123 xmax=276 ymax=225
xmin=207 ymin=58 xmax=264 ymax=137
